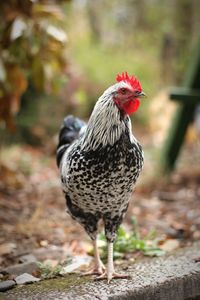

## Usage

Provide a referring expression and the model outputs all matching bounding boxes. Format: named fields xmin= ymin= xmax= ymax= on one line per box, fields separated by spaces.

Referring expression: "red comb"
xmin=116 ymin=72 xmax=142 ymax=92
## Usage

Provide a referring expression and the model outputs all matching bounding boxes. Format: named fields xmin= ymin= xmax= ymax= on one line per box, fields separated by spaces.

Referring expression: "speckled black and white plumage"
xmin=57 ymin=81 xmax=144 ymax=243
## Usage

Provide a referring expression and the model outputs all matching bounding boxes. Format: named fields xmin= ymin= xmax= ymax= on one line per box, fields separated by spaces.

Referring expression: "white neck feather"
xmin=81 ymin=91 xmax=133 ymax=151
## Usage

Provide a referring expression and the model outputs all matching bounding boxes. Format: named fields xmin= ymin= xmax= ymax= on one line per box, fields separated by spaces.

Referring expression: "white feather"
xmin=81 ymin=82 xmax=133 ymax=151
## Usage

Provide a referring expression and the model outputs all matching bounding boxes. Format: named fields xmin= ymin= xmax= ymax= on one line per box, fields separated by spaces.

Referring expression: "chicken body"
xmin=57 ymin=74 xmax=144 ymax=282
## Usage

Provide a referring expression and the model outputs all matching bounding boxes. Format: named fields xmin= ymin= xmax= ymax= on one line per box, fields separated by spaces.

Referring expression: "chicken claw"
xmin=96 ymin=271 xmax=131 ymax=283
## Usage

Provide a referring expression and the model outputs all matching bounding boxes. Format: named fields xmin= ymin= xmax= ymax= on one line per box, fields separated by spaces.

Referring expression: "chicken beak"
xmin=137 ymin=91 xmax=146 ymax=98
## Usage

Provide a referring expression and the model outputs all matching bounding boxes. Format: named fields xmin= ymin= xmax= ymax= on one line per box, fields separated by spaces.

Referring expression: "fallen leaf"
xmin=160 ymin=239 xmax=180 ymax=252
xmin=0 ymin=243 xmax=16 ymax=256
xmin=40 ymin=240 xmax=49 ymax=247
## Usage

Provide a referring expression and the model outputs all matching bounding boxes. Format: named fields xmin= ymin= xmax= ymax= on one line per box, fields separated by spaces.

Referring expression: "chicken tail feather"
xmin=56 ymin=115 xmax=86 ymax=167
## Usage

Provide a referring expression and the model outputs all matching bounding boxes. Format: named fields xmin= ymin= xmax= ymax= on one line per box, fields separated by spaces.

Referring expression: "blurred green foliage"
xmin=99 ymin=217 xmax=165 ymax=260
xmin=0 ymin=0 xmax=69 ymax=131
xmin=1 ymin=0 xmax=200 ymax=143
xmin=67 ymin=0 xmax=199 ymax=125
xmin=37 ymin=261 xmax=62 ymax=279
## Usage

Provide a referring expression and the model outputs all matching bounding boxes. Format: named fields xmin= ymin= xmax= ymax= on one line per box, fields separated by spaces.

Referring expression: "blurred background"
xmin=0 ymin=0 xmax=200 ymax=274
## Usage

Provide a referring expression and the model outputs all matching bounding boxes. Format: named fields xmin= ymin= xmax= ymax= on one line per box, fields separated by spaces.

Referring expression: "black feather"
xmin=56 ymin=115 xmax=85 ymax=167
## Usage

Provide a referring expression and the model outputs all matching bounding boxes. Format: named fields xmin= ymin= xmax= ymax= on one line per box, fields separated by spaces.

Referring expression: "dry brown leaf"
xmin=0 ymin=242 xmax=16 ymax=256
xmin=7 ymin=65 xmax=27 ymax=97
xmin=0 ymin=164 xmax=25 ymax=189
xmin=160 ymin=239 xmax=180 ymax=252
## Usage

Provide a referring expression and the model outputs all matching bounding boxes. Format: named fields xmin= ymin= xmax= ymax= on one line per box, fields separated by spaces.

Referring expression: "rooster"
xmin=57 ymin=72 xmax=145 ymax=282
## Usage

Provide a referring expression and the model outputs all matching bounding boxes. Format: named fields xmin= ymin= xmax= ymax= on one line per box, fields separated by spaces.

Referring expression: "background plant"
xmin=99 ymin=218 xmax=165 ymax=260
xmin=0 ymin=0 xmax=69 ymax=131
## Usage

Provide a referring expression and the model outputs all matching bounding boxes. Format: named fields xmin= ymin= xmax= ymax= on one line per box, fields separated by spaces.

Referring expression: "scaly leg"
xmin=82 ymin=239 xmax=105 ymax=275
xmin=97 ymin=242 xmax=130 ymax=283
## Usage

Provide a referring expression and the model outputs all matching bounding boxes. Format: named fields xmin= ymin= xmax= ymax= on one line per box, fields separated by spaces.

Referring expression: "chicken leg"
xmin=97 ymin=242 xmax=130 ymax=283
xmin=82 ymin=239 xmax=105 ymax=275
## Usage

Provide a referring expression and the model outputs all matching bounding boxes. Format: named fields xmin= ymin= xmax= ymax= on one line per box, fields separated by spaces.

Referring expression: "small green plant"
xmin=99 ymin=217 xmax=165 ymax=260
xmin=37 ymin=261 xmax=62 ymax=279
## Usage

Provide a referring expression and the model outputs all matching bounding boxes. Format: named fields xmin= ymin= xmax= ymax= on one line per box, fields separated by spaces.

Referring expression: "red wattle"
xmin=122 ymin=99 xmax=140 ymax=115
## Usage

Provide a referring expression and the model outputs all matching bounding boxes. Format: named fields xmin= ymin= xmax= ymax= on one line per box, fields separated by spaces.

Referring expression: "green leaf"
xmin=144 ymin=229 xmax=157 ymax=240
xmin=98 ymin=221 xmax=165 ymax=260
xmin=33 ymin=4 xmax=64 ymax=20
xmin=117 ymin=226 xmax=126 ymax=238
xmin=31 ymin=58 xmax=45 ymax=91
xmin=143 ymin=248 xmax=165 ymax=257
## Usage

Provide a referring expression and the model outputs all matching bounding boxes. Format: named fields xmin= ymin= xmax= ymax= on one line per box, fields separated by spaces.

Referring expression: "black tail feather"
xmin=56 ymin=115 xmax=85 ymax=167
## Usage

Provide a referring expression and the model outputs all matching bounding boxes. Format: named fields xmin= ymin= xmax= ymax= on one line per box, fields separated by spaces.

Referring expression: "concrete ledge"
xmin=1 ymin=242 xmax=200 ymax=300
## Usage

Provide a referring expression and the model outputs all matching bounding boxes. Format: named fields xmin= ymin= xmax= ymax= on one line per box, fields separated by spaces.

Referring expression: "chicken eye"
xmin=120 ymin=88 xmax=127 ymax=94
xmin=135 ymin=90 xmax=140 ymax=95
